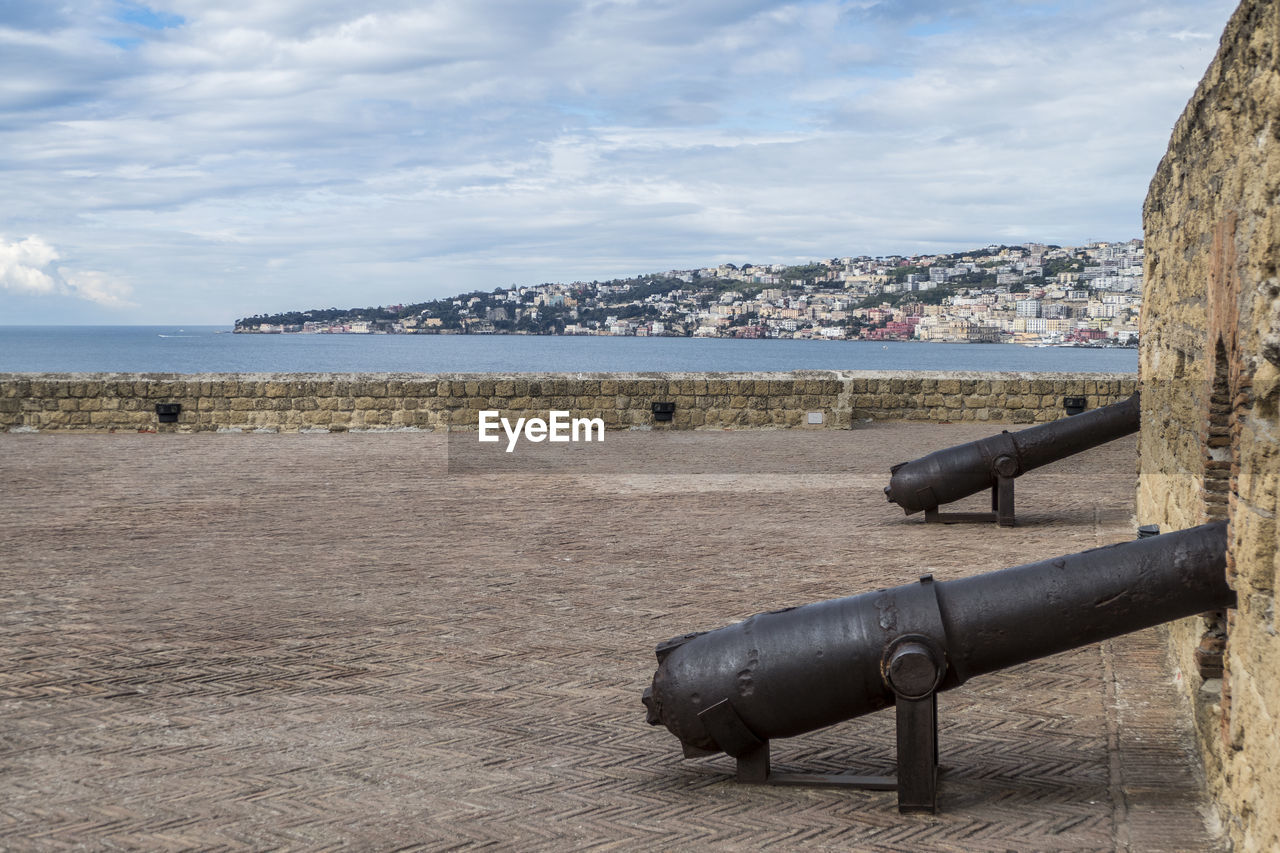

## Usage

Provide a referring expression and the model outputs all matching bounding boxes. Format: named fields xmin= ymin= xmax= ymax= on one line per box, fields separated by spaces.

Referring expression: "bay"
xmin=0 ymin=326 xmax=1138 ymax=374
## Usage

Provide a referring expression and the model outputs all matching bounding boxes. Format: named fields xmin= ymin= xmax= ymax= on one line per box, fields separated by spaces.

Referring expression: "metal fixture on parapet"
xmin=642 ymin=522 xmax=1231 ymax=813
xmin=883 ymin=392 xmax=1140 ymax=526
xmin=651 ymin=401 xmax=675 ymax=423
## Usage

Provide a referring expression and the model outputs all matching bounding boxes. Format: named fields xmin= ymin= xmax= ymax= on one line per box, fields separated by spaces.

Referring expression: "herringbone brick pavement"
xmin=0 ymin=426 xmax=1220 ymax=850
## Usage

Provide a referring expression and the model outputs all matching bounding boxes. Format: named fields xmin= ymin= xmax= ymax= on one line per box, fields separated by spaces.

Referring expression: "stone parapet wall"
xmin=0 ymin=371 xmax=1136 ymax=433
xmin=1141 ymin=0 xmax=1280 ymax=849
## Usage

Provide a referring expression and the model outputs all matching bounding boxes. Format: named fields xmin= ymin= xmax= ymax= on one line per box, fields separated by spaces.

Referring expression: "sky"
xmin=0 ymin=0 xmax=1242 ymax=325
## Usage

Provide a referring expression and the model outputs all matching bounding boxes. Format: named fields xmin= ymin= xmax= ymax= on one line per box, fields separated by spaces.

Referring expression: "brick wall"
xmin=0 ymin=372 xmax=1136 ymax=433
xmin=1142 ymin=0 xmax=1280 ymax=848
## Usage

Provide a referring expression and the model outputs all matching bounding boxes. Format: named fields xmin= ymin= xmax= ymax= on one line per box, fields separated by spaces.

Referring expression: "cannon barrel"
xmin=884 ymin=392 xmax=1140 ymax=516
xmin=643 ymin=521 xmax=1231 ymax=759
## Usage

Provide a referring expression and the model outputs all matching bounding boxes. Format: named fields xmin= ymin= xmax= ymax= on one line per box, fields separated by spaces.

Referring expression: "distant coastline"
xmin=230 ymin=325 xmax=1139 ymax=349
xmin=234 ymin=240 xmax=1143 ymax=348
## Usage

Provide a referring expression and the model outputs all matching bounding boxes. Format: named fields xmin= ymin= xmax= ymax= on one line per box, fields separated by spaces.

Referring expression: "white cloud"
xmin=0 ymin=235 xmax=134 ymax=307
xmin=0 ymin=236 xmax=60 ymax=295
xmin=61 ymin=268 xmax=136 ymax=307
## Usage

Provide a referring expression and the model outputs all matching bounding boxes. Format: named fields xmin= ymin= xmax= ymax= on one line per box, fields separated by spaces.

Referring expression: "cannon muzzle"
xmin=883 ymin=392 xmax=1140 ymax=524
xmin=643 ymin=522 xmax=1231 ymax=809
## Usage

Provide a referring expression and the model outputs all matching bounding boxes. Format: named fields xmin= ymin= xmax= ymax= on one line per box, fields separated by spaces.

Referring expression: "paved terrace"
xmin=1 ymin=426 xmax=1218 ymax=851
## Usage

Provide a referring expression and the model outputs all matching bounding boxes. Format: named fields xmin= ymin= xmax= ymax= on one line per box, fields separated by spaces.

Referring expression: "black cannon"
xmin=884 ymin=392 xmax=1140 ymax=525
xmin=642 ymin=522 xmax=1231 ymax=812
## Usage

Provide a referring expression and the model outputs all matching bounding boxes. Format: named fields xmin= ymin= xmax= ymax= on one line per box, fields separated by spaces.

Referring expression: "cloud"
xmin=0 ymin=235 xmax=134 ymax=307
xmin=61 ymin=268 xmax=136 ymax=306
xmin=0 ymin=236 xmax=60 ymax=295
xmin=0 ymin=0 xmax=1245 ymax=322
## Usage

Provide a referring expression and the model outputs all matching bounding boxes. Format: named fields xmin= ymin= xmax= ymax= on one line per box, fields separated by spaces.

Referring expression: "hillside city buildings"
xmin=239 ymin=240 xmax=1143 ymax=346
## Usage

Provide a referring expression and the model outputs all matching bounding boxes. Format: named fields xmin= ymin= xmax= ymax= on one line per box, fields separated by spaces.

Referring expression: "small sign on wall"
xmin=807 ymin=412 xmax=824 ymax=425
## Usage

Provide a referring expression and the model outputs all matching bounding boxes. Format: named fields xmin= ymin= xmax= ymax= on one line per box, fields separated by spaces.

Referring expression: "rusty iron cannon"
xmin=641 ymin=522 xmax=1231 ymax=813
xmin=883 ymin=392 xmax=1140 ymax=525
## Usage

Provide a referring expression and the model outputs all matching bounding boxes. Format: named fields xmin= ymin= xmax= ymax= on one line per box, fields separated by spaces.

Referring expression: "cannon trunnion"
xmin=883 ymin=392 xmax=1141 ymax=525
xmin=642 ymin=522 xmax=1232 ymax=812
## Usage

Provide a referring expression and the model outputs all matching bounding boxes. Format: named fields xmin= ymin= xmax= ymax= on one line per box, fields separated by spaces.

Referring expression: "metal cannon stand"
xmin=701 ymin=692 xmax=940 ymax=813
xmin=696 ymin=582 xmax=950 ymax=814
xmin=924 ymin=473 xmax=1016 ymax=527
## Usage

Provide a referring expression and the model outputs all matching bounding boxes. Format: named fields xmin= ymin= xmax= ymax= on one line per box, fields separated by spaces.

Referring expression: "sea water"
xmin=0 ymin=326 xmax=1138 ymax=374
